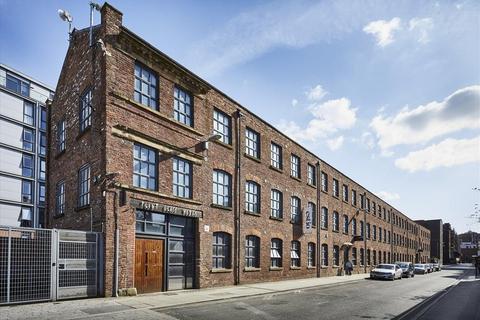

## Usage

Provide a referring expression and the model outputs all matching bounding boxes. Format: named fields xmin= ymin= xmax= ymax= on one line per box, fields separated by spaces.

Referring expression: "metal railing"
xmin=0 ymin=226 xmax=102 ymax=305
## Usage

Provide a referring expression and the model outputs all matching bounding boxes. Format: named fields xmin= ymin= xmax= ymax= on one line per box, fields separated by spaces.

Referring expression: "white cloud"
xmin=291 ymin=99 xmax=298 ymax=107
xmin=326 ymin=136 xmax=344 ymax=151
xmin=376 ymin=191 xmax=400 ymax=201
xmin=306 ymin=85 xmax=328 ymax=101
xmin=370 ymin=85 xmax=480 ymax=152
xmin=395 ymin=136 xmax=480 ymax=172
xmin=363 ymin=17 xmax=401 ymax=47
xmin=361 ymin=132 xmax=375 ymax=150
xmin=278 ymin=97 xmax=357 ymax=142
xmin=409 ymin=17 xmax=434 ymax=44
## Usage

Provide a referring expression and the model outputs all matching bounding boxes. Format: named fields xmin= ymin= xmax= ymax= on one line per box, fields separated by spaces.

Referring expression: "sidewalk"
xmin=1 ymin=273 xmax=368 ymax=320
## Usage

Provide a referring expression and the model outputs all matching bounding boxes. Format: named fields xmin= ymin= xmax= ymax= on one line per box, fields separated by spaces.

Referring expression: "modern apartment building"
xmin=0 ymin=64 xmax=54 ymax=228
xmin=47 ymin=3 xmax=430 ymax=297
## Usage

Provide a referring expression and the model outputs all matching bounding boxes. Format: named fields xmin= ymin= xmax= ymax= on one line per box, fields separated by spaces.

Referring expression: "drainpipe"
xmin=234 ymin=109 xmax=243 ymax=285
xmin=104 ymin=188 xmax=118 ymax=297
xmin=316 ymin=161 xmax=321 ymax=278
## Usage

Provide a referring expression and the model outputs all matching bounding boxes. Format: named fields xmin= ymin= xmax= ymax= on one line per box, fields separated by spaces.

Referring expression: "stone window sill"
xmin=269 ymin=165 xmax=283 ymax=173
xmin=210 ymin=268 xmax=233 ymax=274
xmin=290 ymin=266 xmax=301 ymax=270
xmin=269 ymin=267 xmax=283 ymax=271
xmin=244 ymin=153 xmax=262 ymax=163
xmin=244 ymin=211 xmax=261 ymax=217
xmin=307 ymin=183 xmax=317 ymax=189
xmin=211 ymin=203 xmax=232 ymax=211
xmin=307 ymin=266 xmax=316 ymax=270
xmin=269 ymin=216 xmax=283 ymax=222
xmin=244 ymin=267 xmax=261 ymax=272
xmin=213 ymin=139 xmax=233 ymax=150
xmin=290 ymin=175 xmax=302 ymax=182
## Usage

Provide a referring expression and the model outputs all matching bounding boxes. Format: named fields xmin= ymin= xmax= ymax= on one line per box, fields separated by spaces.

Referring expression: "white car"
xmin=370 ymin=264 xmax=403 ymax=281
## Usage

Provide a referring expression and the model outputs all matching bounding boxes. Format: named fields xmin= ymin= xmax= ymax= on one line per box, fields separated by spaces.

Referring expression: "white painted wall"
xmin=30 ymin=83 xmax=51 ymax=104
xmin=0 ymin=91 xmax=24 ymax=122
xmin=0 ymin=203 xmax=22 ymax=227
xmin=0 ymin=118 xmax=24 ymax=148
xmin=0 ymin=175 xmax=22 ymax=202
xmin=0 ymin=147 xmax=24 ymax=176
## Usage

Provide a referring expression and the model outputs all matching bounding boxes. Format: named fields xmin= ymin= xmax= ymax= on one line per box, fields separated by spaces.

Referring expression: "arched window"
xmin=271 ymin=238 xmax=283 ymax=267
xmin=245 ymin=235 xmax=260 ymax=268
xmin=307 ymin=243 xmax=316 ymax=267
xmin=333 ymin=245 xmax=340 ymax=266
xmin=291 ymin=241 xmax=301 ymax=267
xmin=212 ymin=232 xmax=231 ymax=269
xmin=352 ymin=247 xmax=357 ymax=266
xmin=321 ymin=207 xmax=328 ymax=229
xmin=213 ymin=170 xmax=232 ymax=207
xmin=245 ymin=181 xmax=260 ymax=213
xmin=270 ymin=189 xmax=283 ymax=219
xmin=308 ymin=202 xmax=317 ymax=226
xmin=367 ymin=249 xmax=371 ymax=265
xmin=290 ymin=196 xmax=301 ymax=223
xmin=360 ymin=248 xmax=365 ymax=266
xmin=333 ymin=211 xmax=339 ymax=232
xmin=321 ymin=244 xmax=328 ymax=266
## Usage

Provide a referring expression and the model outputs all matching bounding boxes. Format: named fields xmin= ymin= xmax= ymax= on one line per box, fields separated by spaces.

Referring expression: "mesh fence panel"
xmin=0 ymin=227 xmax=52 ymax=304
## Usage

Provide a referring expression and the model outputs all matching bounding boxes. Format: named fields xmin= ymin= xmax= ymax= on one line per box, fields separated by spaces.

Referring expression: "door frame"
xmin=135 ymin=236 xmax=166 ymax=293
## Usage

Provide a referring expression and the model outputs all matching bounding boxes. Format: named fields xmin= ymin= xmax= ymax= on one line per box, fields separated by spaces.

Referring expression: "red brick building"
xmin=46 ymin=3 xmax=430 ymax=297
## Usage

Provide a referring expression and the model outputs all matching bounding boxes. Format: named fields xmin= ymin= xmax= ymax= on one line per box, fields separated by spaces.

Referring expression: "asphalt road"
xmin=399 ymin=265 xmax=480 ymax=320
xmin=154 ymin=266 xmax=475 ymax=320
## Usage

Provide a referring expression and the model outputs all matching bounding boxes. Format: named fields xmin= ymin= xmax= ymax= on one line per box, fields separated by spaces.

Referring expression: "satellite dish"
xmin=58 ymin=9 xmax=73 ymax=23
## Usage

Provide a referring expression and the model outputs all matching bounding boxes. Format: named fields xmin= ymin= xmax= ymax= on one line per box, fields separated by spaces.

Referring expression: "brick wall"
xmin=47 ymin=2 xmax=431 ymax=296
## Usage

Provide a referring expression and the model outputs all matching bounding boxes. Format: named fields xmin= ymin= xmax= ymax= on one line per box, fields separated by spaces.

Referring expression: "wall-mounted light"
xmin=58 ymin=9 xmax=73 ymax=37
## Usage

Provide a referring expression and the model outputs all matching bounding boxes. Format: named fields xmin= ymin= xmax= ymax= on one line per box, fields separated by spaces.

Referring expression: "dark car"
xmin=396 ymin=261 xmax=415 ymax=278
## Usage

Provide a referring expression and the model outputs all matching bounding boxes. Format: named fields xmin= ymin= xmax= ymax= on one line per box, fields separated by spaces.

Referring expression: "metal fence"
xmin=0 ymin=226 xmax=103 ymax=305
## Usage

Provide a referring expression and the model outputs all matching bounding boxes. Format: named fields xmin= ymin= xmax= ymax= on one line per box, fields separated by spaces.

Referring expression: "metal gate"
xmin=0 ymin=226 xmax=103 ymax=305
xmin=56 ymin=229 xmax=101 ymax=300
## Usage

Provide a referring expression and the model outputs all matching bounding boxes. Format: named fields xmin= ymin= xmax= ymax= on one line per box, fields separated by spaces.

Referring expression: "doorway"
xmin=135 ymin=238 xmax=164 ymax=293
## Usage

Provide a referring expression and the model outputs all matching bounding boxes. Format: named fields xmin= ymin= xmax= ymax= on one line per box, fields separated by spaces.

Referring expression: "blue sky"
xmin=1 ymin=0 xmax=479 ymax=233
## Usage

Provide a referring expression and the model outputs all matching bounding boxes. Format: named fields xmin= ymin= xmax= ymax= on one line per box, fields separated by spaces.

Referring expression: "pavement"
xmin=1 ymin=265 xmax=477 ymax=320
xmin=396 ymin=265 xmax=480 ymax=320
xmin=1 ymin=272 xmax=368 ymax=320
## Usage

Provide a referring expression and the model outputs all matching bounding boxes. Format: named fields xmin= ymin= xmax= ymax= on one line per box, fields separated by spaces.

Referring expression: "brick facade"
xmin=47 ymin=3 xmax=430 ymax=297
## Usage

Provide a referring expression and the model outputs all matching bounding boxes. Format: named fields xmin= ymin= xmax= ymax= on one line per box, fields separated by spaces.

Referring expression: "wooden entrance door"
xmin=135 ymin=238 xmax=164 ymax=293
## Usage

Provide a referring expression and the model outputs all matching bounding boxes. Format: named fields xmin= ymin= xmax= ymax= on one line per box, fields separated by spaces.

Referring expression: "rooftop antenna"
xmin=89 ymin=1 xmax=102 ymax=47
xmin=58 ymin=9 xmax=73 ymax=39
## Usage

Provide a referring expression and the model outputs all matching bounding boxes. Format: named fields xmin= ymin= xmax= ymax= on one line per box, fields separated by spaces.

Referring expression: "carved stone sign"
xmin=130 ymin=199 xmax=203 ymax=218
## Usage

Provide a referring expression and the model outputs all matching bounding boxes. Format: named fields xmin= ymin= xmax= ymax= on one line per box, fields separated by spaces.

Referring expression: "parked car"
xmin=370 ymin=264 xmax=403 ymax=281
xmin=414 ymin=264 xmax=427 ymax=274
xmin=433 ymin=263 xmax=441 ymax=271
xmin=428 ymin=263 xmax=434 ymax=273
xmin=396 ymin=261 xmax=415 ymax=278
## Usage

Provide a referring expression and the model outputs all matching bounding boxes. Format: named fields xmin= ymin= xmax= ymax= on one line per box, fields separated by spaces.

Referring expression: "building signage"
xmin=304 ymin=207 xmax=313 ymax=234
xmin=130 ymin=199 xmax=203 ymax=218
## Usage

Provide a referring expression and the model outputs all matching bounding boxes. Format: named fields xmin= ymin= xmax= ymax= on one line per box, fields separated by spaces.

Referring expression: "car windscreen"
xmin=377 ymin=264 xmax=394 ymax=269
xmin=414 ymin=264 xmax=424 ymax=268
xmin=398 ymin=263 xmax=408 ymax=268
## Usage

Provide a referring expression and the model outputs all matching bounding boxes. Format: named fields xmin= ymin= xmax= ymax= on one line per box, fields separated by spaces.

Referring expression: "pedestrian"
xmin=345 ymin=260 xmax=353 ymax=276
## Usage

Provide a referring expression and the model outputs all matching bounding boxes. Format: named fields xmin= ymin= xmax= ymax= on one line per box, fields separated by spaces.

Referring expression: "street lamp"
xmin=58 ymin=9 xmax=73 ymax=37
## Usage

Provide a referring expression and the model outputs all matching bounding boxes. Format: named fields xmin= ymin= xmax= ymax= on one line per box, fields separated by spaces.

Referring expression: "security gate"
xmin=0 ymin=226 xmax=103 ymax=305
xmin=56 ymin=229 xmax=101 ymax=300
